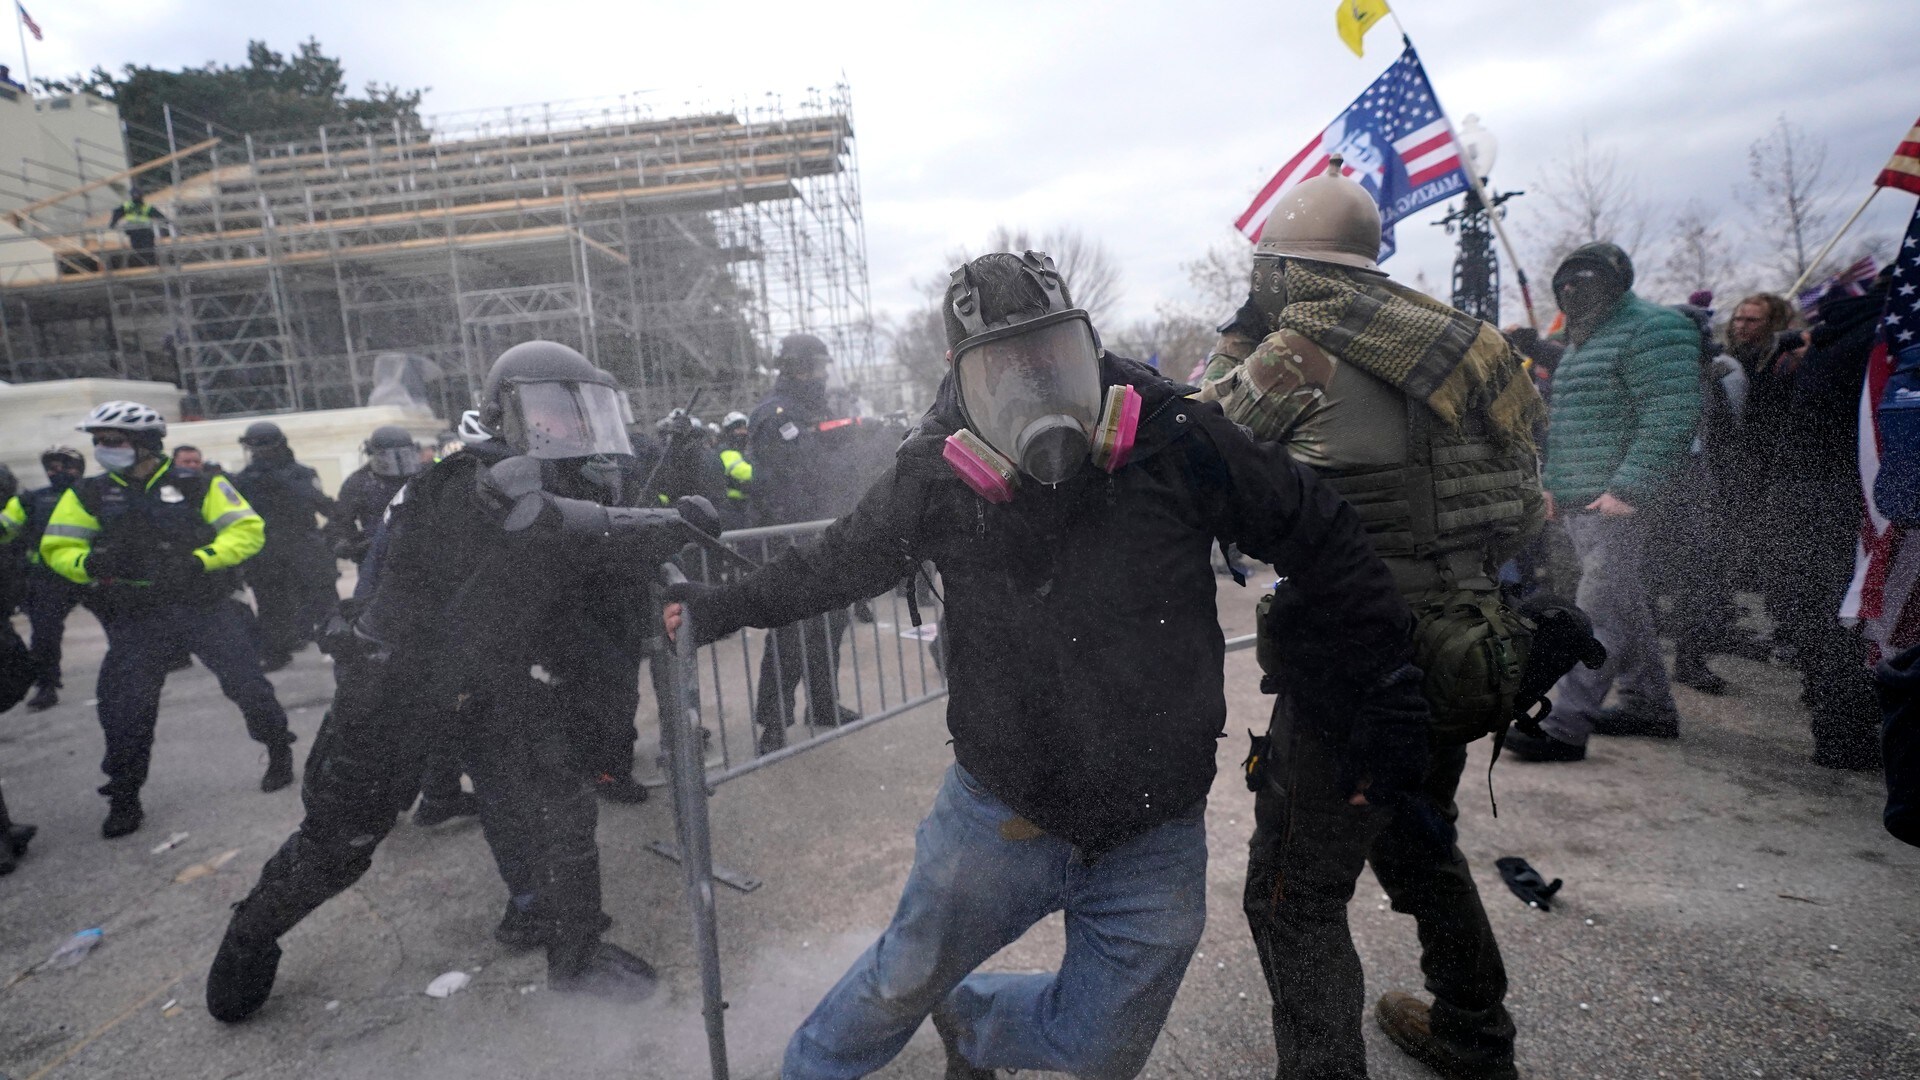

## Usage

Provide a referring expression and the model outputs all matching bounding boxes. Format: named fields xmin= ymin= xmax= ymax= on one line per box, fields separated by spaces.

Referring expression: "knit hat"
xmin=1687 ymin=289 xmax=1714 ymax=309
xmin=1552 ymin=242 xmax=1635 ymax=294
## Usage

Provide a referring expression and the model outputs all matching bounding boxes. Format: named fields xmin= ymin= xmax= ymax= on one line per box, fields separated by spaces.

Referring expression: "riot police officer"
xmin=717 ymin=411 xmax=753 ymax=529
xmin=41 ymin=401 xmax=297 ymax=838
xmin=0 ymin=447 xmax=88 ymax=710
xmin=233 ymin=422 xmax=339 ymax=670
xmin=1203 ymin=158 xmax=1546 ymax=1080
xmin=207 ymin=342 xmax=712 ymax=1022
xmin=326 ymin=425 xmax=422 ymax=563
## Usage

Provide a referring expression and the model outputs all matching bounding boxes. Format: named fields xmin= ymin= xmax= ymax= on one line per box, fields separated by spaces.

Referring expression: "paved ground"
xmin=0 ymin=580 xmax=1915 ymax=1079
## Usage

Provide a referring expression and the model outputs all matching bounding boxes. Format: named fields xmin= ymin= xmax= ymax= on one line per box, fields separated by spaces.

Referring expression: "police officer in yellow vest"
xmin=108 ymin=187 xmax=167 ymax=267
xmin=1203 ymin=157 xmax=1545 ymax=1080
xmin=41 ymin=401 xmax=297 ymax=840
xmin=717 ymin=410 xmax=753 ymax=529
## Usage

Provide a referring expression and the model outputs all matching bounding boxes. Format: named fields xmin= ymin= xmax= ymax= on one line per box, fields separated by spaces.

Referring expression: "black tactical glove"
xmin=1338 ymin=664 xmax=1433 ymax=809
xmin=672 ymin=495 xmax=722 ymax=539
xmin=1495 ymin=856 xmax=1563 ymax=911
xmin=333 ymin=537 xmax=371 ymax=562
xmin=1217 ymin=295 xmax=1268 ymax=341
xmin=84 ymin=539 xmax=138 ymax=581
xmin=158 ymin=548 xmax=205 ymax=585
xmin=317 ymin=600 xmax=387 ymax=665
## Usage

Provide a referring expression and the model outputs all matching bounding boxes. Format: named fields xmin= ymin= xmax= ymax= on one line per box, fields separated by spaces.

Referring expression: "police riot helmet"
xmin=478 ymin=340 xmax=634 ymax=460
xmin=1253 ymin=154 xmax=1384 ymax=273
xmin=721 ymin=410 xmax=749 ymax=434
xmin=776 ymin=333 xmax=832 ymax=374
xmin=364 ymin=425 xmax=423 ymax=478
xmin=239 ymin=421 xmax=288 ymax=448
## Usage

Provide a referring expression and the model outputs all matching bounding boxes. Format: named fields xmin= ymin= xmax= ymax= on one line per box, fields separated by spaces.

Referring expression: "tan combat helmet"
xmin=1254 ymin=154 xmax=1384 ymax=273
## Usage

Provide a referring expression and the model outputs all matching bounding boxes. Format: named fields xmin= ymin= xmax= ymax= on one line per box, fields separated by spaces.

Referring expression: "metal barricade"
xmin=651 ymin=520 xmax=949 ymax=1080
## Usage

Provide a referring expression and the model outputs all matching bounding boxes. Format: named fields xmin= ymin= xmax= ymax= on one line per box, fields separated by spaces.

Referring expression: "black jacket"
xmin=233 ymin=456 xmax=336 ymax=581
xmin=326 ymin=465 xmax=406 ymax=562
xmin=746 ymin=378 xmax=892 ymax=527
xmin=698 ymin=354 xmax=1411 ymax=854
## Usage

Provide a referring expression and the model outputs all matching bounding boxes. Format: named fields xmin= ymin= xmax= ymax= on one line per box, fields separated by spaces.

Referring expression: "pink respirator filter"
xmin=943 ymin=428 xmax=1018 ymax=503
xmin=1092 ymin=384 xmax=1142 ymax=473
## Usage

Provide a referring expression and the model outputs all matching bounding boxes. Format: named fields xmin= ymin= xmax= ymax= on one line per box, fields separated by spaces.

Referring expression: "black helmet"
xmin=239 ymin=421 xmax=287 ymax=448
xmin=478 ymin=341 xmax=634 ymax=460
xmin=776 ymin=333 xmax=832 ymax=373
xmin=41 ymin=444 xmax=84 ymax=468
xmin=364 ymin=425 xmax=422 ymax=478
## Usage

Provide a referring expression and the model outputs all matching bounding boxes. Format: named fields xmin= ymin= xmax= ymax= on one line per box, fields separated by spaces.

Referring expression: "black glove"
xmin=159 ymin=549 xmax=205 ymax=585
xmin=317 ymin=600 xmax=386 ymax=665
xmin=672 ymin=495 xmax=722 ymax=539
xmin=1216 ymin=295 xmax=1267 ymax=340
xmin=84 ymin=540 xmax=138 ymax=580
xmin=1495 ymin=856 xmax=1563 ymax=911
xmin=1337 ymin=664 xmax=1431 ymax=808
xmin=333 ymin=537 xmax=371 ymax=562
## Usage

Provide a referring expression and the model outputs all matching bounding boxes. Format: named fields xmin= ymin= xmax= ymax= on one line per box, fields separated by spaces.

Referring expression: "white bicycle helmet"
xmin=77 ymin=400 xmax=167 ymax=435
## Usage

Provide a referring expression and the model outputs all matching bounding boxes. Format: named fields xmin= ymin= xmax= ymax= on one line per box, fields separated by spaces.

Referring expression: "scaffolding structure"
xmin=0 ymin=85 xmax=876 ymax=421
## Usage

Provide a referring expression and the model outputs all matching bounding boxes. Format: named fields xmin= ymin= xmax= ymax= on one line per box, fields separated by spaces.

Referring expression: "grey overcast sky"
xmin=25 ymin=0 xmax=1920 ymax=324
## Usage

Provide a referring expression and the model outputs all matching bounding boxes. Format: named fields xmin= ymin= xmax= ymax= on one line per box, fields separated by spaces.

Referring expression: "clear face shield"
xmin=953 ymin=310 xmax=1104 ymax=486
xmin=499 ymin=380 xmax=635 ymax=460
xmin=368 ymin=444 xmax=423 ymax=478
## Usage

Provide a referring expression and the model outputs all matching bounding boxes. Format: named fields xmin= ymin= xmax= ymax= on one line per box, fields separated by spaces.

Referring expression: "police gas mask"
xmin=942 ymin=252 xmax=1140 ymax=503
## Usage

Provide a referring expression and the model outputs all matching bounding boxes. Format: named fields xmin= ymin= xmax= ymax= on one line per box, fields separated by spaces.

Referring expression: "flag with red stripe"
xmin=15 ymin=2 xmax=39 ymax=41
xmin=1234 ymin=44 xmax=1468 ymax=262
xmin=1879 ymin=116 xmax=1920 ymax=197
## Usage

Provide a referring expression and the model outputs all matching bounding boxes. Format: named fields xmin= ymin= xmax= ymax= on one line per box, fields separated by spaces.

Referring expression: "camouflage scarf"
xmin=1272 ymin=260 xmax=1540 ymax=446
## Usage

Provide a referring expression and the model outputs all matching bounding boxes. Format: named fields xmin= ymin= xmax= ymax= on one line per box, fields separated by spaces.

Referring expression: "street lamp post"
xmin=1435 ymin=115 xmax=1521 ymax=325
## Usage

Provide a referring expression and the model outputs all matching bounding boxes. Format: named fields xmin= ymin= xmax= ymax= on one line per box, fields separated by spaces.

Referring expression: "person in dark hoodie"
xmin=233 ymin=423 xmax=339 ymax=670
xmin=665 ymin=250 xmax=1419 ymax=1080
xmin=1763 ymin=276 xmax=1892 ymax=769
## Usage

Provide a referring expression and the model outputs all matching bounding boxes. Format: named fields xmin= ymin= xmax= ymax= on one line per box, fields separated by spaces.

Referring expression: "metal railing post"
xmin=658 ymin=564 xmax=730 ymax=1080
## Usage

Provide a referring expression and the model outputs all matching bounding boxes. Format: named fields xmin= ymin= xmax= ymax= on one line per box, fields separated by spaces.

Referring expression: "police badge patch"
xmin=158 ymin=484 xmax=185 ymax=504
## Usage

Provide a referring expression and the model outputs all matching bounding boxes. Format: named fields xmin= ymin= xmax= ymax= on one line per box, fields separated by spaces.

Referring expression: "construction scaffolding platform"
xmin=0 ymin=87 xmax=875 ymax=420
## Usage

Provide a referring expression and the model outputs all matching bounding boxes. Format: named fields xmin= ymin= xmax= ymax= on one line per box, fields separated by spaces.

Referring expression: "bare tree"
xmin=1652 ymin=202 xmax=1735 ymax=302
xmin=1106 ymin=309 xmax=1218 ymax=382
xmin=1524 ymin=134 xmax=1647 ymax=277
xmin=954 ymin=225 xmax=1125 ymax=326
xmin=1743 ymin=114 xmax=1834 ymax=285
xmin=1181 ymin=241 xmax=1255 ymax=321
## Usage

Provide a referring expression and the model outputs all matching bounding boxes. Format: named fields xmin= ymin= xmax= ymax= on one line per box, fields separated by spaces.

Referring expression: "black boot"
xmin=101 ymin=794 xmax=144 ymax=839
xmin=1674 ymin=651 xmax=1729 ymax=695
xmin=0 ymin=789 xmax=34 ymax=875
xmin=24 ymin=684 xmax=58 ymax=711
xmin=804 ymin=702 xmax=861 ymax=729
xmin=496 ymin=902 xmax=614 ymax=951
xmin=412 ymin=791 xmax=481 ymax=826
xmin=261 ymin=742 xmax=295 ymax=793
xmin=591 ymin=772 xmax=650 ymax=805
xmin=546 ymin=938 xmax=660 ymax=1002
xmin=206 ymin=914 xmax=283 ymax=1023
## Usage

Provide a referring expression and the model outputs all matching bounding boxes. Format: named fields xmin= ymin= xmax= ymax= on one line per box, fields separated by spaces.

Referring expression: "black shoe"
xmin=206 ymin=920 xmax=282 ymax=1023
xmin=592 ymin=773 xmax=650 ymax=805
xmin=495 ymin=904 xmax=614 ymax=950
xmin=1591 ymin=703 xmax=1680 ymax=738
xmin=0 ymin=824 xmax=33 ymax=875
xmin=1812 ymin=744 xmax=1882 ymax=771
xmin=804 ymin=703 xmax=861 ymax=729
xmin=547 ymin=941 xmax=660 ymax=1002
xmin=930 ymin=1002 xmax=996 ymax=1079
xmin=1376 ymin=992 xmax=1518 ymax=1080
xmin=24 ymin=685 xmax=57 ymax=711
xmin=261 ymin=743 xmax=295 ymax=793
xmin=1674 ymin=657 xmax=1729 ymax=695
xmin=756 ymin=723 xmax=788 ymax=755
xmin=1502 ymin=729 xmax=1586 ymax=763
xmin=413 ymin=791 xmax=480 ymax=826
xmin=101 ymin=796 xmax=144 ymax=838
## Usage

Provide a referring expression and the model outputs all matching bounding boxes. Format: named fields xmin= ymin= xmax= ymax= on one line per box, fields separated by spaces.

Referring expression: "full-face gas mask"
xmin=942 ymin=251 xmax=1140 ymax=503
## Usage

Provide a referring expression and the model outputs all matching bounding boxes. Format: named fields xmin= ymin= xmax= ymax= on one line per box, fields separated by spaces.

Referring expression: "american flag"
xmin=1797 ymin=255 xmax=1879 ymax=317
xmin=1879 ymin=116 xmax=1920 ymax=197
xmin=1234 ymin=45 xmax=1467 ymax=262
xmin=1843 ymin=203 xmax=1920 ymax=653
xmin=16 ymin=2 xmax=39 ymax=41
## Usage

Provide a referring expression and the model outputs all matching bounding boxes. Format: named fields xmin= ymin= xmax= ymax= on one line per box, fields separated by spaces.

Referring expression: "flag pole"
xmin=14 ymin=5 xmax=30 ymax=91
xmin=1383 ymin=11 xmax=1541 ymax=331
xmin=1788 ymin=185 xmax=1882 ymax=299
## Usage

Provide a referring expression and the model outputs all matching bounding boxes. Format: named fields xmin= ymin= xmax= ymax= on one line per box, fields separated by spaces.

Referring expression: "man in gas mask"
xmin=1200 ymin=157 xmax=1546 ymax=1080
xmin=327 ymin=426 xmax=422 ymax=564
xmin=665 ymin=252 xmax=1418 ymax=1080
xmin=0 ymin=446 xmax=89 ymax=711
xmin=40 ymin=402 xmax=296 ymax=838
xmin=233 ymin=422 xmax=340 ymax=671
xmin=207 ymin=342 xmax=715 ymax=1022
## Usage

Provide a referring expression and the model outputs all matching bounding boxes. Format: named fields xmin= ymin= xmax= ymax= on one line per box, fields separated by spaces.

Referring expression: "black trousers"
xmin=24 ymin=569 xmax=84 ymax=690
xmin=1244 ymin=709 xmax=1513 ymax=1079
xmin=230 ymin=659 xmax=607 ymax=966
xmin=249 ymin=561 xmax=338 ymax=662
xmin=96 ymin=599 xmax=292 ymax=798
xmin=753 ymin=608 xmax=850 ymax=733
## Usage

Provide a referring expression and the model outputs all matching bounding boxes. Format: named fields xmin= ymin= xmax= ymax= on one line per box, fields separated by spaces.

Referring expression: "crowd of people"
xmin=0 ymin=152 xmax=1913 ymax=1080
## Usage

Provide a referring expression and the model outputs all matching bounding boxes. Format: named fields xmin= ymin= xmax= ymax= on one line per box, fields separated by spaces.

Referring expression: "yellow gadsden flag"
xmin=1336 ymin=0 xmax=1392 ymax=57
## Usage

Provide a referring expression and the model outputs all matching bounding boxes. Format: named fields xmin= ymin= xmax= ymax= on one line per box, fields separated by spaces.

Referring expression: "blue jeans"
xmin=782 ymin=764 xmax=1208 ymax=1080
xmin=1541 ymin=510 xmax=1677 ymax=744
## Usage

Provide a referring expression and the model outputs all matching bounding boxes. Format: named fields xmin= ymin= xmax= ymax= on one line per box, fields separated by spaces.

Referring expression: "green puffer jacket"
xmin=1542 ymin=291 xmax=1701 ymax=506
